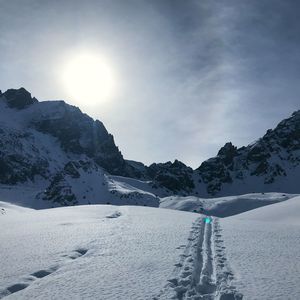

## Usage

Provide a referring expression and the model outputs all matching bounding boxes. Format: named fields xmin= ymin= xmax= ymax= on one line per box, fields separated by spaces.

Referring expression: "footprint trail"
xmin=0 ymin=247 xmax=88 ymax=299
xmin=155 ymin=217 xmax=243 ymax=300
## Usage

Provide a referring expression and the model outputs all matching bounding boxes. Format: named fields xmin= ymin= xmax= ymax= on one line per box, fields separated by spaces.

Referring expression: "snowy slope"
xmin=160 ymin=193 xmax=297 ymax=217
xmin=0 ymin=171 xmax=159 ymax=209
xmin=0 ymin=202 xmax=199 ymax=299
xmin=2 ymin=197 xmax=300 ymax=299
xmin=0 ymin=201 xmax=245 ymax=300
xmin=220 ymin=196 xmax=300 ymax=299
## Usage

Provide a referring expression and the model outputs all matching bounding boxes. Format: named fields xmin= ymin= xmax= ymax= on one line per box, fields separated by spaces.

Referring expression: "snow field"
xmin=220 ymin=196 xmax=300 ymax=299
xmin=0 ymin=203 xmax=200 ymax=299
xmin=2 ymin=194 xmax=300 ymax=299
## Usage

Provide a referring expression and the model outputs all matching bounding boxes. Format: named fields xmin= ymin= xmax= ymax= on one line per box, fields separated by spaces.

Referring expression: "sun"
xmin=61 ymin=52 xmax=117 ymax=106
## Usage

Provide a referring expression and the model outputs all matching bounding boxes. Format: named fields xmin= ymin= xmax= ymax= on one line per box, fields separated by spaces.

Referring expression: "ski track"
xmin=155 ymin=218 xmax=243 ymax=300
xmin=0 ymin=248 xmax=89 ymax=299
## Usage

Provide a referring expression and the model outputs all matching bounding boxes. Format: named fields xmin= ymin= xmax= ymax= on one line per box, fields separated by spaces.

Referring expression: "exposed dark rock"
xmin=64 ymin=162 xmax=80 ymax=178
xmin=32 ymin=102 xmax=126 ymax=175
xmin=0 ymin=129 xmax=49 ymax=185
xmin=147 ymin=160 xmax=194 ymax=193
xmin=2 ymin=88 xmax=38 ymax=109
xmin=41 ymin=173 xmax=77 ymax=206
xmin=196 ymin=110 xmax=300 ymax=195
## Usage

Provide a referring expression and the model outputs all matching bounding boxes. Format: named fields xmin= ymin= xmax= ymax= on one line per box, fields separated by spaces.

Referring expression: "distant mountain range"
xmin=0 ymin=87 xmax=299 ymax=207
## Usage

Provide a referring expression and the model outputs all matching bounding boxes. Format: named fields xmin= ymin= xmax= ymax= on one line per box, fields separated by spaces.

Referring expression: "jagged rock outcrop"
xmin=147 ymin=160 xmax=195 ymax=194
xmin=2 ymin=87 xmax=38 ymax=109
xmin=196 ymin=110 xmax=300 ymax=195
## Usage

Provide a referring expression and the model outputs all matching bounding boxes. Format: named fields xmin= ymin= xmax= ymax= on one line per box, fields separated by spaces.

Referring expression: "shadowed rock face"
xmin=0 ymin=128 xmax=50 ymax=185
xmin=147 ymin=160 xmax=195 ymax=193
xmin=2 ymin=88 xmax=38 ymax=109
xmin=0 ymin=88 xmax=128 ymax=192
xmin=32 ymin=104 xmax=126 ymax=175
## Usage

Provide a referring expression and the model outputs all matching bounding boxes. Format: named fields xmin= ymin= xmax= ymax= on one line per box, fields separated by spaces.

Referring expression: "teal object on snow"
xmin=204 ymin=217 xmax=212 ymax=224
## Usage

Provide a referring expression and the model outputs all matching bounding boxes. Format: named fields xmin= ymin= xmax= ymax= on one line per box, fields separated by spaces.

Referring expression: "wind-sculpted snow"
xmin=160 ymin=193 xmax=297 ymax=217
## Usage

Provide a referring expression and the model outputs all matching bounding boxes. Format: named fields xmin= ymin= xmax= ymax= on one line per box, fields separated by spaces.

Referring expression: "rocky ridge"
xmin=0 ymin=87 xmax=299 ymax=207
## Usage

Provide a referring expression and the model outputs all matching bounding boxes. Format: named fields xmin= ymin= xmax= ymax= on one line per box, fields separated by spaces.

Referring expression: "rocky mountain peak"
xmin=30 ymin=101 xmax=127 ymax=175
xmin=2 ymin=87 xmax=38 ymax=109
xmin=217 ymin=142 xmax=238 ymax=165
xmin=147 ymin=160 xmax=194 ymax=194
xmin=256 ymin=109 xmax=300 ymax=155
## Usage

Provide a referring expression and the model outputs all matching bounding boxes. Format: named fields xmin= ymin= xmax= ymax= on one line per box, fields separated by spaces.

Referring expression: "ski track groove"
xmin=0 ymin=248 xmax=88 ymax=299
xmin=155 ymin=218 xmax=243 ymax=300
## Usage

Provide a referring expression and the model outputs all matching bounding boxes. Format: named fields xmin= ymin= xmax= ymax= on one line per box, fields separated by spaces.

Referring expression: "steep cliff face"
xmin=31 ymin=101 xmax=126 ymax=175
xmin=0 ymin=89 xmax=126 ymax=177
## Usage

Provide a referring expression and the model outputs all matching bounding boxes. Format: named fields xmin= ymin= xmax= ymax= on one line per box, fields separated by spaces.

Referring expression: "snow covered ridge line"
xmin=160 ymin=192 xmax=297 ymax=218
xmin=155 ymin=218 xmax=242 ymax=300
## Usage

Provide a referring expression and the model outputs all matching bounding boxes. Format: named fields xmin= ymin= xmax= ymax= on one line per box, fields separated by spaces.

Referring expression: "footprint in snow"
xmin=106 ymin=211 xmax=122 ymax=219
xmin=0 ymin=267 xmax=58 ymax=299
xmin=63 ymin=248 xmax=88 ymax=260
xmin=0 ymin=248 xmax=89 ymax=299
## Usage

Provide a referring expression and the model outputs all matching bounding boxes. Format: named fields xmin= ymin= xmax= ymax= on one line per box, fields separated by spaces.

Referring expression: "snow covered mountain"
xmin=0 ymin=87 xmax=299 ymax=208
xmin=136 ymin=110 xmax=300 ymax=197
xmin=0 ymin=88 xmax=159 ymax=208
xmin=124 ymin=110 xmax=300 ymax=197
xmin=195 ymin=110 xmax=300 ymax=196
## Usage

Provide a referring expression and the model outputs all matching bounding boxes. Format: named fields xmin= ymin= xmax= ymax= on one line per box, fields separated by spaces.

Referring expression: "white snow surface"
xmin=2 ymin=194 xmax=300 ymax=299
xmin=220 ymin=196 xmax=300 ymax=299
xmin=160 ymin=193 xmax=297 ymax=217
xmin=0 ymin=202 xmax=200 ymax=299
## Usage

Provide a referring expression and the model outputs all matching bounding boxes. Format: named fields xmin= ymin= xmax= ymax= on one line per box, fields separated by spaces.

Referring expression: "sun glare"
xmin=61 ymin=52 xmax=117 ymax=106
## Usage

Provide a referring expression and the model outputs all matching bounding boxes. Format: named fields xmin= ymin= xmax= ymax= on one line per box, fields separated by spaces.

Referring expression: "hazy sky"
xmin=1 ymin=0 xmax=300 ymax=168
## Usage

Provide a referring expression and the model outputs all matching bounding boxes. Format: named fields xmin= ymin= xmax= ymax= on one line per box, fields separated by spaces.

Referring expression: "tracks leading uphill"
xmin=155 ymin=218 xmax=243 ymax=300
